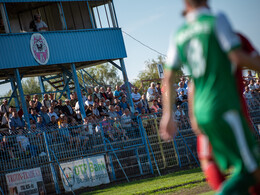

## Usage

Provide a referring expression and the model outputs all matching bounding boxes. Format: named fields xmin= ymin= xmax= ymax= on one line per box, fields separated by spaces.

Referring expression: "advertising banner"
xmin=5 ymin=167 xmax=46 ymax=195
xmin=60 ymin=155 xmax=110 ymax=191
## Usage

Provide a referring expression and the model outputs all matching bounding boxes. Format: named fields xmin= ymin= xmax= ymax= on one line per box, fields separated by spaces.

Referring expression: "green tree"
xmin=82 ymin=63 xmax=123 ymax=89
xmin=134 ymin=56 xmax=184 ymax=94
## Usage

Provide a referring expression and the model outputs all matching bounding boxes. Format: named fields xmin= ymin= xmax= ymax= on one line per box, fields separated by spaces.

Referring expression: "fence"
xmin=0 ymin=100 xmax=260 ymax=194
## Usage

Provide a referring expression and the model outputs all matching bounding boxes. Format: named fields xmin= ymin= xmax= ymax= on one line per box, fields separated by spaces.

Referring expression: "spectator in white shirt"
xmin=176 ymin=82 xmax=187 ymax=95
xmin=85 ymin=95 xmax=94 ymax=107
xmin=131 ymin=87 xmax=142 ymax=105
xmin=146 ymin=82 xmax=159 ymax=102
xmin=48 ymin=107 xmax=58 ymax=120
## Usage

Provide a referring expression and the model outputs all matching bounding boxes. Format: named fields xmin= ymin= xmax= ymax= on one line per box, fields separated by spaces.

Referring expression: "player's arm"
xmin=188 ymin=82 xmax=201 ymax=135
xmin=160 ymin=35 xmax=180 ymax=141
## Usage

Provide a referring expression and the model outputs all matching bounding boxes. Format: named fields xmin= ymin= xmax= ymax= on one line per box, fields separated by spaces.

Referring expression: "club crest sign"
xmin=30 ymin=33 xmax=49 ymax=65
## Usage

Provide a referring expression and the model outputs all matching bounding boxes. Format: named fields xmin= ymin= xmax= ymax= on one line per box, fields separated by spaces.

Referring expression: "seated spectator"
xmin=119 ymin=96 xmax=129 ymax=111
xmin=255 ymin=79 xmax=260 ymax=92
xmin=156 ymin=83 xmax=162 ymax=96
xmin=121 ymin=108 xmax=136 ymax=129
xmin=178 ymin=90 xmax=188 ymax=109
xmin=69 ymin=93 xmax=77 ymax=108
xmin=177 ymin=82 xmax=187 ymax=96
xmin=141 ymin=94 xmax=150 ymax=113
xmin=101 ymin=116 xmax=116 ymax=141
xmin=106 ymin=87 xmax=114 ymax=102
xmin=48 ymin=115 xmax=58 ymax=130
xmin=55 ymin=99 xmax=63 ymax=116
xmin=29 ymin=108 xmax=38 ymax=124
xmin=63 ymin=99 xmax=75 ymax=118
xmin=151 ymin=100 xmax=162 ymax=113
xmin=246 ymin=70 xmax=254 ymax=82
xmin=39 ymin=106 xmax=50 ymax=125
xmin=146 ymin=82 xmax=159 ymax=102
xmin=48 ymin=107 xmax=58 ymax=120
xmin=0 ymin=136 xmax=15 ymax=160
xmin=32 ymin=95 xmax=42 ymax=113
xmin=85 ymin=95 xmax=94 ymax=107
xmin=85 ymin=105 xmax=93 ymax=117
xmin=98 ymin=99 xmax=108 ymax=118
xmin=93 ymin=103 xmax=100 ymax=119
xmin=93 ymin=86 xmax=101 ymax=99
xmin=0 ymin=99 xmax=9 ymax=116
xmin=9 ymin=111 xmax=25 ymax=134
xmin=99 ymin=87 xmax=108 ymax=100
xmin=41 ymin=94 xmax=51 ymax=109
xmin=30 ymin=14 xmax=48 ymax=32
xmin=36 ymin=116 xmax=46 ymax=132
xmin=157 ymin=97 xmax=163 ymax=109
xmin=136 ymin=102 xmax=143 ymax=114
xmin=26 ymin=95 xmax=31 ymax=110
xmin=113 ymin=117 xmax=129 ymax=141
xmin=132 ymin=87 xmax=142 ymax=105
xmin=17 ymin=129 xmax=38 ymax=157
xmin=175 ymin=105 xmax=189 ymax=129
xmin=248 ymin=79 xmax=256 ymax=93
xmin=105 ymin=99 xmax=111 ymax=110
xmin=113 ymin=98 xmax=120 ymax=107
xmin=108 ymin=105 xmax=119 ymax=119
xmin=1 ymin=112 xmax=9 ymax=128
xmin=28 ymin=100 xmax=36 ymax=113
xmin=114 ymin=85 xmax=121 ymax=99
xmin=115 ymin=105 xmax=123 ymax=117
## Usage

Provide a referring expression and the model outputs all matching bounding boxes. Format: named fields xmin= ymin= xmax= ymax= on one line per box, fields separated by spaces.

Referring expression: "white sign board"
xmin=157 ymin=64 xmax=164 ymax=78
xmin=5 ymin=167 xmax=46 ymax=195
xmin=60 ymin=155 xmax=110 ymax=192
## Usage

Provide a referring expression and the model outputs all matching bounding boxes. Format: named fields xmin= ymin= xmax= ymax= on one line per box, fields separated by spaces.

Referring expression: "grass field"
xmin=81 ymin=168 xmax=214 ymax=195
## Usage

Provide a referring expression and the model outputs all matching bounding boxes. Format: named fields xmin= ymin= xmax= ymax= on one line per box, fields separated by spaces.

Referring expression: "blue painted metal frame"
xmin=14 ymin=69 xmax=30 ymax=130
xmin=71 ymin=63 xmax=86 ymax=119
xmin=10 ymin=77 xmax=20 ymax=110
xmin=38 ymin=76 xmax=46 ymax=99
xmin=3 ymin=3 xmax=11 ymax=33
xmin=86 ymin=1 xmax=95 ymax=29
xmin=59 ymin=1 xmax=67 ymax=30
xmin=62 ymin=71 xmax=71 ymax=99
xmin=81 ymin=69 xmax=103 ymax=87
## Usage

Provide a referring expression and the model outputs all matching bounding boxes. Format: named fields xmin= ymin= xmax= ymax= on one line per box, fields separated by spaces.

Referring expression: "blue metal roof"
xmin=0 ymin=28 xmax=127 ymax=70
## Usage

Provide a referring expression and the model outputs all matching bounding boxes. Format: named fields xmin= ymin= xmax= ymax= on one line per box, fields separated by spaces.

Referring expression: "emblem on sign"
xmin=30 ymin=33 xmax=49 ymax=65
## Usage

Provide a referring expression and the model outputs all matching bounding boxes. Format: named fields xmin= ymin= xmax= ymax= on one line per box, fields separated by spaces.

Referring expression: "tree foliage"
xmin=133 ymin=56 xmax=184 ymax=94
xmin=83 ymin=63 xmax=123 ymax=89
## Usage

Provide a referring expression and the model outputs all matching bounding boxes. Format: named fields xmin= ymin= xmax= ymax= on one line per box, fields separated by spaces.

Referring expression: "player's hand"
xmin=160 ymin=114 xmax=177 ymax=141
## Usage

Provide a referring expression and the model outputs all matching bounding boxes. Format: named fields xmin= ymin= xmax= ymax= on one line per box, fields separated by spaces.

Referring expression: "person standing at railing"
xmin=160 ymin=0 xmax=260 ymax=194
xmin=29 ymin=14 xmax=48 ymax=32
xmin=8 ymin=111 xmax=25 ymax=134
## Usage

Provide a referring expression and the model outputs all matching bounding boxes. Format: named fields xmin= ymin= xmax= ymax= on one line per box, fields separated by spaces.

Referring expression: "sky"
xmin=114 ymin=0 xmax=260 ymax=81
xmin=0 ymin=0 xmax=260 ymax=96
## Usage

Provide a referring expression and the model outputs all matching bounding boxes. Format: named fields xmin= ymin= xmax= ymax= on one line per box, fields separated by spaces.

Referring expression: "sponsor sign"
xmin=30 ymin=33 xmax=49 ymax=65
xmin=5 ymin=167 xmax=46 ymax=195
xmin=157 ymin=64 xmax=164 ymax=78
xmin=60 ymin=155 xmax=110 ymax=191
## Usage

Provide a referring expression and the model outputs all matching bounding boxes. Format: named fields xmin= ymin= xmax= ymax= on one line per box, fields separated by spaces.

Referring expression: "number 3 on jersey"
xmin=187 ymin=39 xmax=206 ymax=78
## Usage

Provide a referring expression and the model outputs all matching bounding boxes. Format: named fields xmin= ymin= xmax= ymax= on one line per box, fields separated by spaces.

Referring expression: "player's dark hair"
xmin=186 ymin=0 xmax=207 ymax=7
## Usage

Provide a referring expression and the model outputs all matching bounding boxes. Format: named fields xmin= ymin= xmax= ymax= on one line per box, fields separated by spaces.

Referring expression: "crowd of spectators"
xmin=0 ymin=71 xmax=259 ymax=160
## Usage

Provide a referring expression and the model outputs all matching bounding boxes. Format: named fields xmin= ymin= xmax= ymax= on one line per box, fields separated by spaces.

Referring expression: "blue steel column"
xmin=38 ymin=76 xmax=45 ymax=99
xmin=10 ymin=78 xmax=20 ymax=111
xmin=119 ymin=59 xmax=134 ymax=112
xmin=14 ymin=69 xmax=30 ymax=130
xmin=62 ymin=72 xmax=71 ymax=99
xmin=71 ymin=64 xmax=86 ymax=119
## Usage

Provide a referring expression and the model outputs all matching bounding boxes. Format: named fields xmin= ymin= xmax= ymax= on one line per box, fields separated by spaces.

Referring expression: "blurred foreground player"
xmin=160 ymin=0 xmax=260 ymax=194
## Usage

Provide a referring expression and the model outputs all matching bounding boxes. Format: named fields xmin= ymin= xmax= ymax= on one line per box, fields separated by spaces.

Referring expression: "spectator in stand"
xmin=0 ymin=99 xmax=9 ymax=116
xmin=9 ymin=111 xmax=25 ymax=134
xmin=121 ymin=108 xmax=134 ymax=129
xmin=69 ymin=93 xmax=77 ymax=108
xmin=63 ymin=99 xmax=75 ymax=118
xmin=141 ymin=94 xmax=150 ymax=113
xmin=48 ymin=107 xmax=58 ymax=120
xmin=105 ymin=99 xmax=111 ymax=110
xmin=175 ymin=105 xmax=188 ymax=129
xmin=177 ymin=82 xmax=187 ymax=96
xmin=41 ymin=94 xmax=51 ymax=109
xmin=179 ymin=77 xmax=188 ymax=89
xmin=178 ymin=90 xmax=188 ymax=110
xmin=151 ymin=99 xmax=161 ymax=113
xmin=28 ymin=100 xmax=36 ymax=113
xmin=108 ymin=105 xmax=119 ymax=119
xmin=93 ymin=102 xmax=100 ymax=119
xmin=118 ymin=91 xmax=125 ymax=101
xmin=115 ymin=105 xmax=123 ymax=117
xmin=25 ymin=95 xmax=31 ymax=110
xmin=47 ymin=115 xmax=58 ymax=130
xmin=85 ymin=95 xmax=94 ymax=107
xmin=101 ymin=116 xmax=116 ymax=141
xmin=53 ymin=100 xmax=62 ymax=116
xmin=49 ymin=93 xmax=58 ymax=105
xmin=136 ymin=102 xmax=143 ymax=114
xmin=106 ymin=86 xmax=114 ymax=102
xmin=29 ymin=108 xmax=38 ymax=124
xmin=157 ymin=97 xmax=163 ymax=109
xmin=98 ymin=99 xmax=108 ymax=118
xmin=30 ymin=14 xmax=48 ymax=32
xmin=36 ymin=116 xmax=46 ymax=132
xmin=87 ymin=88 xmax=93 ymax=97
xmin=0 ymin=136 xmax=16 ymax=159
xmin=156 ymin=83 xmax=162 ymax=96
xmin=85 ymin=105 xmax=93 ymax=117
xmin=114 ymin=85 xmax=121 ymax=99
xmin=99 ymin=87 xmax=108 ymax=100
xmin=17 ymin=128 xmax=37 ymax=157
xmin=131 ymin=87 xmax=142 ymax=105
xmin=246 ymin=70 xmax=254 ymax=82
xmin=243 ymin=86 xmax=253 ymax=99
xmin=255 ymin=79 xmax=260 ymax=92
xmin=119 ymin=96 xmax=129 ymax=111
xmin=39 ymin=106 xmax=50 ymax=125
xmin=146 ymin=82 xmax=159 ymax=103
xmin=33 ymin=95 xmax=42 ymax=113
xmin=248 ymin=79 xmax=256 ymax=93
xmin=93 ymin=86 xmax=101 ymax=99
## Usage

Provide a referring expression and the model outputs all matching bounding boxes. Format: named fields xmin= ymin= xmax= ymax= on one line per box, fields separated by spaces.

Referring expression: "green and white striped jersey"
xmin=165 ymin=8 xmax=242 ymax=123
